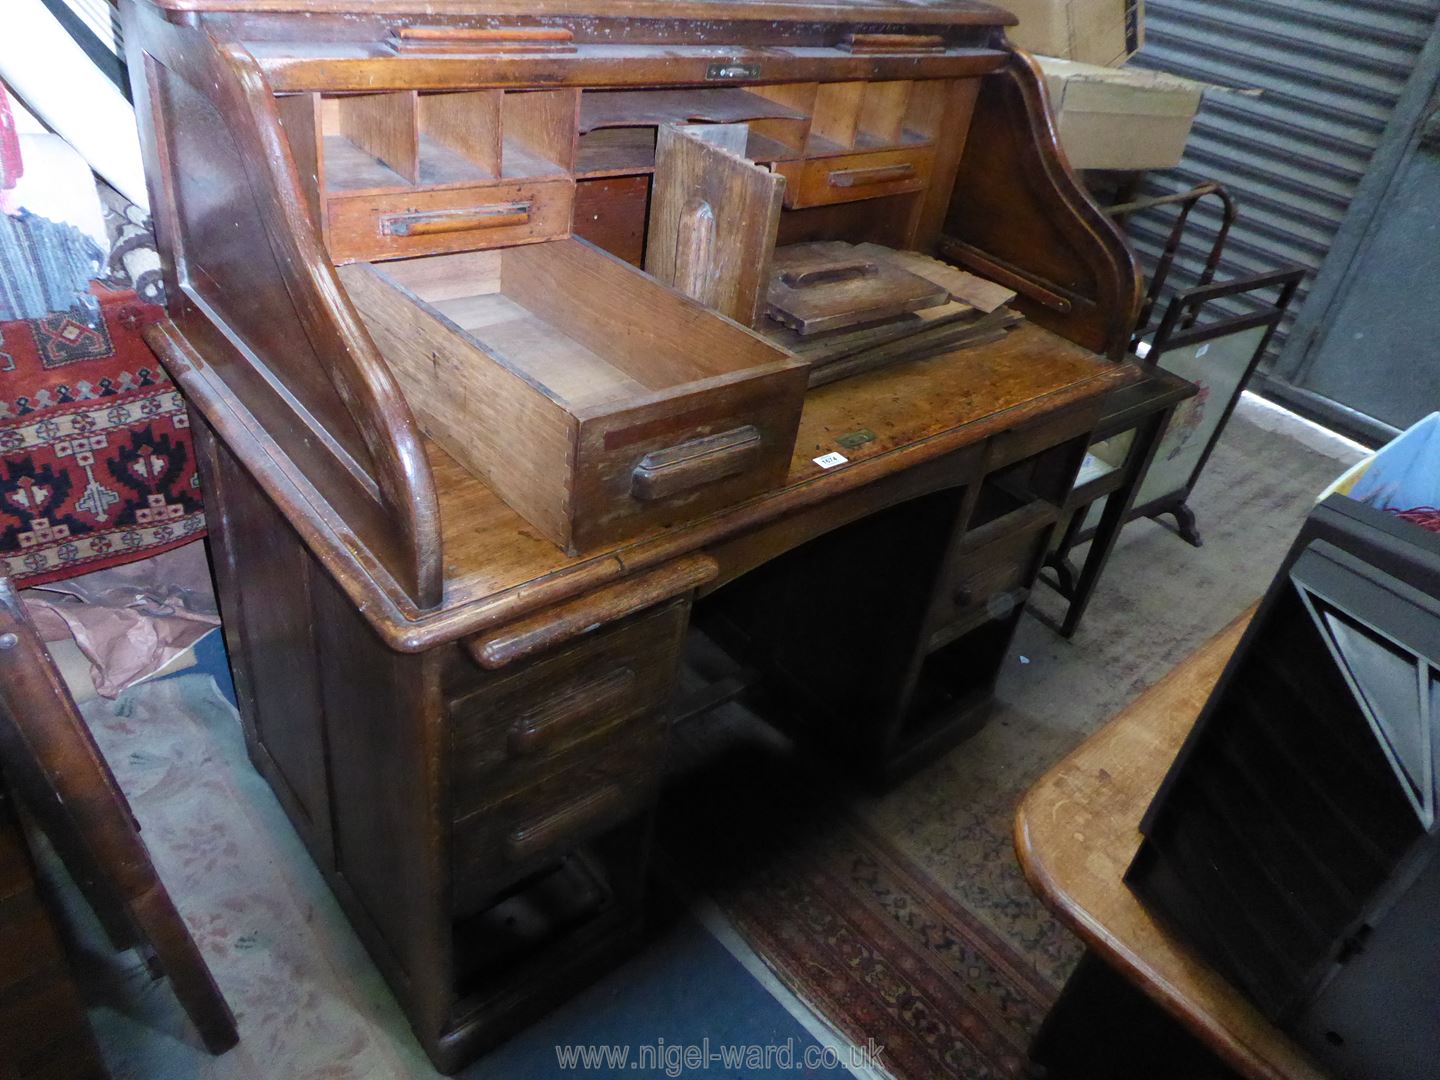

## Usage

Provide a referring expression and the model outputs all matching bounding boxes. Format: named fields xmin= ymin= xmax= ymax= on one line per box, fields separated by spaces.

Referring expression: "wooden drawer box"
xmin=451 ymin=728 xmax=665 ymax=913
xmin=927 ymin=498 xmax=1056 ymax=646
xmin=325 ymin=178 xmax=574 ymax=264
xmin=448 ymin=599 xmax=687 ymax=817
xmin=341 ymin=237 xmax=807 ymax=553
xmin=773 ymin=147 xmax=933 ymax=209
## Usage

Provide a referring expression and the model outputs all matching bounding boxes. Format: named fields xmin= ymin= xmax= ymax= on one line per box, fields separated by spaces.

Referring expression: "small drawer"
xmin=447 ymin=599 xmax=687 ymax=817
xmin=451 ymin=727 xmax=664 ymax=910
xmin=774 ymin=147 xmax=933 ymax=209
xmin=928 ymin=500 xmax=1055 ymax=644
xmin=324 ymin=177 xmax=574 ymax=263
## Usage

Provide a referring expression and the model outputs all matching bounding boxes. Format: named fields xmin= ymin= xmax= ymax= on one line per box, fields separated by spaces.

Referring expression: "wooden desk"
xmin=122 ymin=0 xmax=1148 ymax=1068
xmin=1015 ymin=614 xmax=1327 ymax=1080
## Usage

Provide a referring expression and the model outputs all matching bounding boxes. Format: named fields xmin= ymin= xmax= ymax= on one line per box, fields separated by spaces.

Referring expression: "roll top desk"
xmin=121 ymin=0 xmax=1144 ymax=1068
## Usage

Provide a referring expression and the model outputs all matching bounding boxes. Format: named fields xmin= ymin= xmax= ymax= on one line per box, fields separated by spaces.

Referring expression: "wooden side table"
xmin=1014 ymin=613 xmax=1328 ymax=1080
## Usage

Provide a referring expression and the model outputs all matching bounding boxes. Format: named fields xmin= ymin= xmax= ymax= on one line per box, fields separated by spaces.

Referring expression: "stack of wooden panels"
xmin=760 ymin=243 xmax=1022 ymax=387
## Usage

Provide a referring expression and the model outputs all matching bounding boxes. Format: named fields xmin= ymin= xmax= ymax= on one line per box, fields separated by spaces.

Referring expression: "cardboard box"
xmin=1001 ymin=0 xmax=1144 ymax=68
xmin=1039 ymin=57 xmax=1206 ymax=171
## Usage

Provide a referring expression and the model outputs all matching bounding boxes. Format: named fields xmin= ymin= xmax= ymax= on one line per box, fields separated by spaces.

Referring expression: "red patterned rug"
xmin=658 ymin=737 xmax=1060 ymax=1079
xmin=0 ymin=283 xmax=204 ymax=586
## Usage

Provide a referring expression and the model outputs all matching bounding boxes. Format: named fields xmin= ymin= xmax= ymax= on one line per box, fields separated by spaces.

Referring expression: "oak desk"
xmin=1015 ymin=613 xmax=1327 ymax=1080
xmin=123 ymin=0 xmax=1148 ymax=1068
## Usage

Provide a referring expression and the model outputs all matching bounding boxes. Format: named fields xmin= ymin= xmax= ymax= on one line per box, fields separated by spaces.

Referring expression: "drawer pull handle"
xmin=380 ymin=202 xmax=532 ymax=237
xmin=828 ymin=163 xmax=918 ymax=189
xmin=505 ymin=785 xmax=627 ymax=863
xmin=391 ymin=26 xmax=576 ymax=54
xmin=631 ymin=425 xmax=763 ymax=502
xmin=508 ymin=668 xmax=640 ymax=758
xmin=840 ymin=33 xmax=946 ymax=55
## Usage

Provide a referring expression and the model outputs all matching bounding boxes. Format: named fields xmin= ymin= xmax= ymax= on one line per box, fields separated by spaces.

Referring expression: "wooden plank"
xmin=339 ymin=260 xmax=578 ymax=547
xmin=503 ymin=88 xmax=580 ymax=174
xmin=419 ymin=90 xmax=502 ymax=177
xmin=275 ymin=92 xmax=324 ymax=231
xmin=644 ymin=123 xmax=784 ymax=327
xmin=579 ymin=88 xmax=808 ymax=132
xmin=809 ymin=80 xmax=866 ymax=150
xmin=575 ymin=128 xmax=656 ymax=177
xmin=766 ymin=241 xmax=949 ymax=335
xmin=508 ymin=233 xmax=793 ymax=384
xmin=573 ymin=174 xmax=651 ymax=264
xmin=853 ymin=243 xmax=1017 ymax=311
xmin=857 ymin=80 xmax=913 ymax=145
xmin=335 ymin=91 xmax=418 ymax=184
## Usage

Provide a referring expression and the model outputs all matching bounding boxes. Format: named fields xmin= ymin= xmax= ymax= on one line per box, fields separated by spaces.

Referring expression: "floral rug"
xmin=61 ymin=673 xmax=444 ymax=1079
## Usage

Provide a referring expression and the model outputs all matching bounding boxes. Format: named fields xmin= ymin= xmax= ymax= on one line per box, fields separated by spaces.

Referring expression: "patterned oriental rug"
xmin=657 ymin=738 xmax=1063 ymax=1080
xmin=0 ymin=283 xmax=205 ymax=585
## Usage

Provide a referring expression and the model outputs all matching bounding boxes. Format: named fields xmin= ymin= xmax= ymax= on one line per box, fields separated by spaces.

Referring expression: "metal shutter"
xmin=1125 ymin=0 xmax=1440 ymax=371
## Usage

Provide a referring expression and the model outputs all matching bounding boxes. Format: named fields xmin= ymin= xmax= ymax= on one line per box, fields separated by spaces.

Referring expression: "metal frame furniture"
xmin=1040 ymin=266 xmax=1306 ymax=636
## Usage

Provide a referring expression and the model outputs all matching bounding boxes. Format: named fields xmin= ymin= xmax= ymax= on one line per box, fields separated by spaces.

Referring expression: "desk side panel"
xmin=123 ymin=0 xmax=443 ymax=605
xmin=194 ymin=412 xmax=454 ymax=1046
xmin=941 ymin=47 xmax=1142 ymax=358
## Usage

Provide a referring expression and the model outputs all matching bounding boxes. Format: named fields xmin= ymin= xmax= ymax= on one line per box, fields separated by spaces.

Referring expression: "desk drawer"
xmin=342 ymin=237 xmax=806 ymax=552
xmin=447 ymin=599 xmax=687 ymax=818
xmin=451 ymin=727 xmax=664 ymax=909
xmin=774 ymin=147 xmax=932 ymax=209
xmin=928 ymin=500 xmax=1055 ymax=644
xmin=325 ymin=178 xmax=573 ymax=263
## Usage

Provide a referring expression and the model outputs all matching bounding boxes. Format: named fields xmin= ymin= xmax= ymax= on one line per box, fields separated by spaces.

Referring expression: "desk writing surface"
xmin=431 ymin=321 xmax=1127 ymax=611
xmin=1014 ymin=613 xmax=1328 ymax=1080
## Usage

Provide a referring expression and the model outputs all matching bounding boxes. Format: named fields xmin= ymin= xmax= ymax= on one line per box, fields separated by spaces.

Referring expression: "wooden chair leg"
xmin=0 ymin=578 xmax=239 ymax=1055
xmin=0 ymin=788 xmax=111 ymax=1080
xmin=129 ymin=884 xmax=239 ymax=1053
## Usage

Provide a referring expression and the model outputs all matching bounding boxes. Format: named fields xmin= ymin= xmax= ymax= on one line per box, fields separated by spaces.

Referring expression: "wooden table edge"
xmin=1012 ymin=609 xmax=1330 ymax=1080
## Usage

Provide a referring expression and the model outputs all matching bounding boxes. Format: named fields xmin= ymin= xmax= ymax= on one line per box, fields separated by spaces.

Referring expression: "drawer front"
xmin=325 ymin=178 xmax=574 ymax=263
xmin=776 ymin=148 xmax=933 ymax=209
xmin=569 ymin=366 xmax=807 ymax=552
xmin=447 ymin=600 xmax=687 ymax=818
xmin=928 ymin=503 xmax=1055 ymax=643
xmin=451 ymin=726 xmax=664 ymax=909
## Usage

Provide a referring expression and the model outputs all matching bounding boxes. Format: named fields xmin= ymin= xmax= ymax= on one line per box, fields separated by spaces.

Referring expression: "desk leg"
xmin=1030 ymin=952 xmax=1241 ymax=1080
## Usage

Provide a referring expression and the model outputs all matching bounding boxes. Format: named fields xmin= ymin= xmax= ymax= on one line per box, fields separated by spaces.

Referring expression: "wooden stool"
xmin=0 ymin=577 xmax=239 ymax=1056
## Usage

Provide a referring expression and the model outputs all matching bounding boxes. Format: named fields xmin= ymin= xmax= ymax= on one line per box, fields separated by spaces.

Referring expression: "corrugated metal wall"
xmin=1126 ymin=0 xmax=1440 ymax=369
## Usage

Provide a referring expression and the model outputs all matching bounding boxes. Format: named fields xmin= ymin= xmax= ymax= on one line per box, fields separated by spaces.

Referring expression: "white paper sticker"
xmin=813 ymin=452 xmax=849 ymax=469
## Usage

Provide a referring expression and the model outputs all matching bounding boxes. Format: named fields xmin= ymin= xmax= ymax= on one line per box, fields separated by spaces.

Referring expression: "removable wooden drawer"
xmin=928 ymin=500 xmax=1056 ymax=645
xmin=341 ymin=237 xmax=807 ymax=553
xmin=773 ymin=147 xmax=933 ymax=209
xmin=325 ymin=177 xmax=573 ymax=263
xmin=451 ymin=727 xmax=665 ymax=910
xmin=447 ymin=599 xmax=687 ymax=816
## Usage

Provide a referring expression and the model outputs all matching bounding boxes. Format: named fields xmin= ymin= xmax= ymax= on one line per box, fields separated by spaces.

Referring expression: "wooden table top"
xmin=1014 ymin=612 xmax=1329 ymax=1080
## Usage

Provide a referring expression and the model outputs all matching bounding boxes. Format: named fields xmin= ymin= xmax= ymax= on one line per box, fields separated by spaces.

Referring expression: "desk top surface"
xmin=429 ymin=322 xmax=1122 ymax=615
xmin=178 ymin=319 xmax=1128 ymax=647
xmin=1014 ymin=613 xmax=1328 ymax=1080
